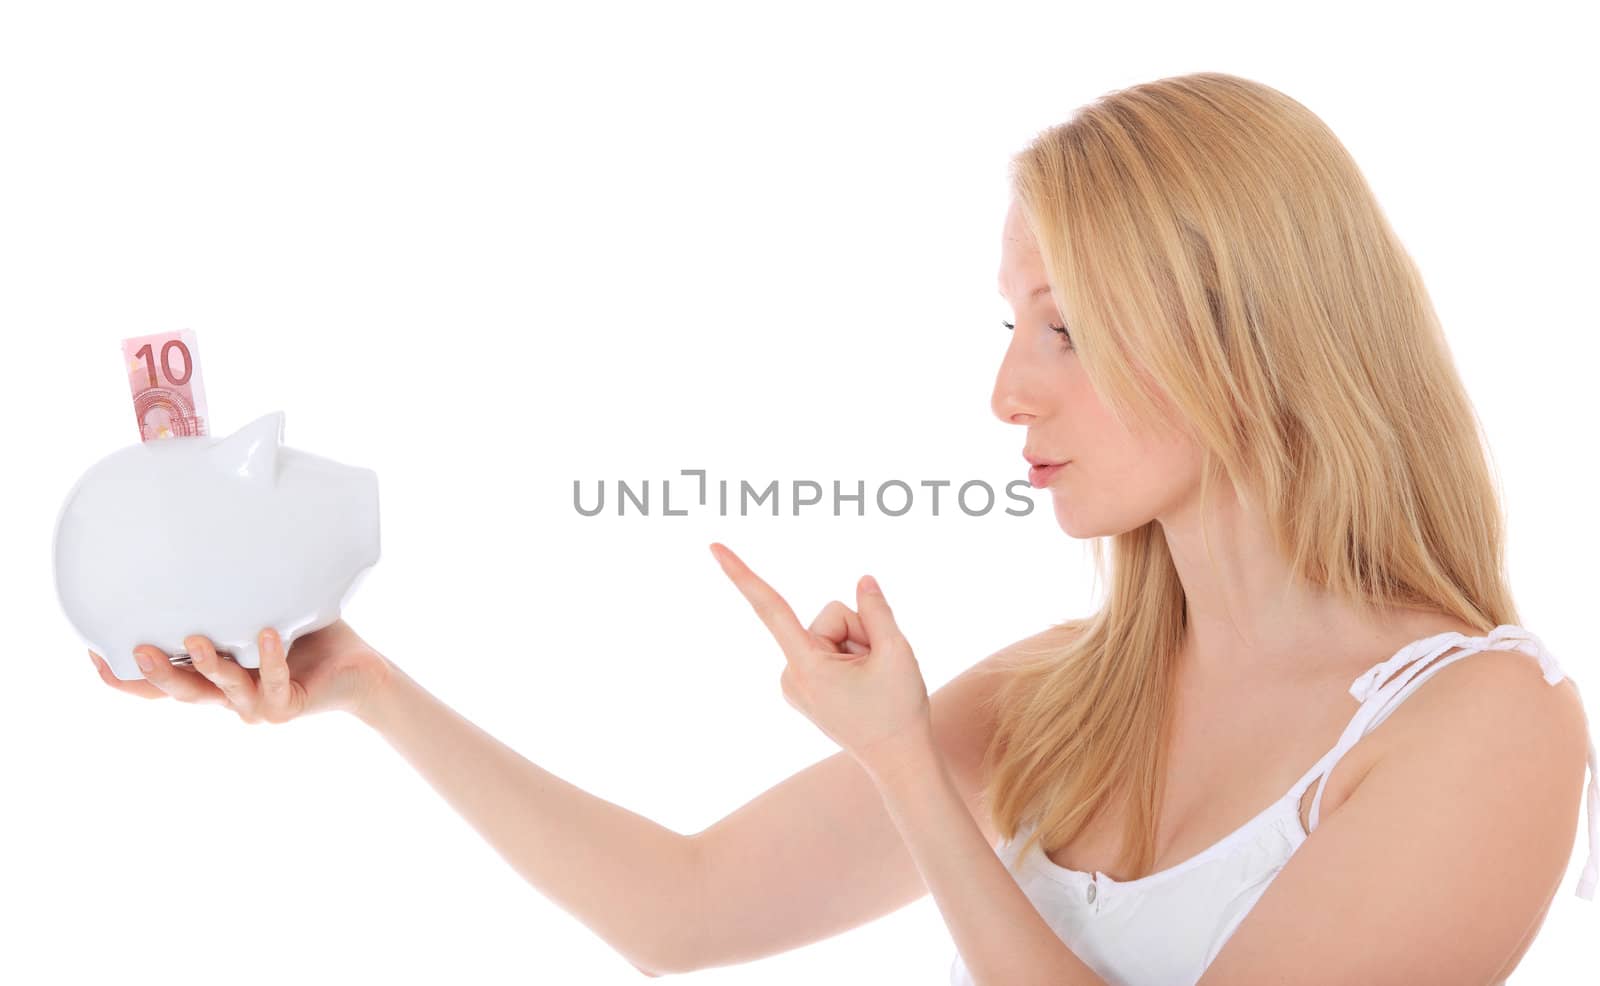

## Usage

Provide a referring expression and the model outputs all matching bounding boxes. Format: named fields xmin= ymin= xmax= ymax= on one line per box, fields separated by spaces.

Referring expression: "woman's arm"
xmin=354 ymin=660 xmax=694 ymax=977
xmin=351 ymin=632 xmax=1039 ymax=978
xmin=869 ymin=722 xmax=1109 ymax=986
xmin=685 ymin=643 xmax=1020 ymax=971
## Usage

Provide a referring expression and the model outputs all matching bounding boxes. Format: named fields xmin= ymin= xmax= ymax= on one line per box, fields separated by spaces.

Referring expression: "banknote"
xmin=122 ymin=330 xmax=210 ymax=441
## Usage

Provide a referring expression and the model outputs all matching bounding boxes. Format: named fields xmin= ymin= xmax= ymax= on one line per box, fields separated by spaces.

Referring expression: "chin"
xmin=1051 ymin=499 xmax=1094 ymax=539
xmin=1053 ymin=496 xmax=1146 ymax=540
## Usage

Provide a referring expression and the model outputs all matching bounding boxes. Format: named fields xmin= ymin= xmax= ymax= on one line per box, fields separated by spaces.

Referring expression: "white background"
xmin=3 ymin=1 xmax=1596 ymax=982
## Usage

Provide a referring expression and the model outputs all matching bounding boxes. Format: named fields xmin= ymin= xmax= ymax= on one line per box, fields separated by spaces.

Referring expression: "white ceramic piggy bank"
xmin=53 ymin=410 xmax=381 ymax=681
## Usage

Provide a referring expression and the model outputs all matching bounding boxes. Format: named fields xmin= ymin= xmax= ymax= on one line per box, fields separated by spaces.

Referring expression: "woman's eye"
xmin=1001 ymin=319 xmax=1075 ymax=351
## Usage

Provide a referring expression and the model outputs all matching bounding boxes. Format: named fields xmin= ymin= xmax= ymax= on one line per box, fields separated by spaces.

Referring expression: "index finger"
xmin=710 ymin=542 xmax=814 ymax=659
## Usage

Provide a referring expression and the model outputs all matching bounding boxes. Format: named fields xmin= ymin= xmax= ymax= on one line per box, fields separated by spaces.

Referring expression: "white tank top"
xmin=948 ymin=624 xmax=1599 ymax=986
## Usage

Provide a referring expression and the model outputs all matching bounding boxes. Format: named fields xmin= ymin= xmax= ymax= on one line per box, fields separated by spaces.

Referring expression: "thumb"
xmin=855 ymin=574 xmax=904 ymax=648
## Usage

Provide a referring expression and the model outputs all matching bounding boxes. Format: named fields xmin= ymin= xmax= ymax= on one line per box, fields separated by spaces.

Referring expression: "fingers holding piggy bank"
xmin=89 ymin=619 xmax=392 ymax=723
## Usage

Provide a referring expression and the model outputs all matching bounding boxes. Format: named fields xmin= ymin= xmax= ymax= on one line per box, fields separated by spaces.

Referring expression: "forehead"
xmin=997 ymin=202 xmax=1050 ymax=299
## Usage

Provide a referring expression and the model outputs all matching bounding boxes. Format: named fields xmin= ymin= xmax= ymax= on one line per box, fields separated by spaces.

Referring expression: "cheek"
xmin=1062 ymin=383 xmax=1137 ymax=470
xmin=1052 ymin=400 xmax=1203 ymax=535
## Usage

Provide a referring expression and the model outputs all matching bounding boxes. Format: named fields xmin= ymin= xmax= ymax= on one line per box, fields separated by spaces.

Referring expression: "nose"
xmin=990 ymin=339 xmax=1042 ymax=425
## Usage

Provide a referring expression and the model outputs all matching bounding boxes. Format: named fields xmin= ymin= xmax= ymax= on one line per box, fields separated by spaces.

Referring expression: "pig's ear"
xmin=209 ymin=411 xmax=285 ymax=484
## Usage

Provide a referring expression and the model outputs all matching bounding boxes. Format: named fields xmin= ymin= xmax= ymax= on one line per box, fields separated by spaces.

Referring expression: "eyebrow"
xmin=997 ymin=284 xmax=1053 ymax=301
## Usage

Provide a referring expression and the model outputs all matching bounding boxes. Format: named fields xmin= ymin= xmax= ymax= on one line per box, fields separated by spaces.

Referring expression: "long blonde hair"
xmin=979 ymin=72 xmax=1519 ymax=876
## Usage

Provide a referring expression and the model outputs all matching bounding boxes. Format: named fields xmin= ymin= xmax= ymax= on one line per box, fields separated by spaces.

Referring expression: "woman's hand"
xmin=88 ymin=619 xmax=392 ymax=723
xmin=710 ymin=542 xmax=932 ymax=777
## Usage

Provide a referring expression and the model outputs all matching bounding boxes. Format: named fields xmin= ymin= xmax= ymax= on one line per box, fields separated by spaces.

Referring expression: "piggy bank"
xmin=53 ymin=410 xmax=381 ymax=681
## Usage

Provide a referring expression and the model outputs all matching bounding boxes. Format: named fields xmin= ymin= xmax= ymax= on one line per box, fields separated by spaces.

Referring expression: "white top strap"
xmin=1348 ymin=624 xmax=1566 ymax=702
xmin=1332 ymin=624 xmax=1597 ymax=900
xmin=1308 ymin=632 xmax=1469 ymax=829
xmin=1579 ymin=728 xmax=1600 ymax=900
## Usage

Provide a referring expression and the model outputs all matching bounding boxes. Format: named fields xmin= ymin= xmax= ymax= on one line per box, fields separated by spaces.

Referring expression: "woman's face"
xmin=991 ymin=198 xmax=1204 ymax=538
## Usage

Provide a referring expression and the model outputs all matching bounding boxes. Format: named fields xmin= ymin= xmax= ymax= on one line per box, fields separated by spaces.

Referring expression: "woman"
xmin=90 ymin=71 xmax=1597 ymax=984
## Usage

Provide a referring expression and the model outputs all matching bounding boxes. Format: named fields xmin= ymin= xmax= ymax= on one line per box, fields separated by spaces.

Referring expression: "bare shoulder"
xmin=933 ymin=621 xmax=1084 ymax=729
xmin=930 ymin=622 xmax=1087 ymax=842
xmin=1387 ymin=645 xmax=1590 ymax=756
xmin=1200 ymin=645 xmax=1592 ymax=982
xmin=1369 ymin=644 xmax=1592 ymax=824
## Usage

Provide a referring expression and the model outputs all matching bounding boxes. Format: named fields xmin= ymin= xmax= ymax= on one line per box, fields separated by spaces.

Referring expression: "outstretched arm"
xmin=356 ymin=662 xmax=696 ymax=977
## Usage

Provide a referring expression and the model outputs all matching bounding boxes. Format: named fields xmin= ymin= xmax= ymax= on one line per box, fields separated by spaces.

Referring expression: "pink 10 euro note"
xmin=121 ymin=330 xmax=211 ymax=441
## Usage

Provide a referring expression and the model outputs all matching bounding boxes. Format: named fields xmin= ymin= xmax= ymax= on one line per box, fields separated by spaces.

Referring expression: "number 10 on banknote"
xmin=121 ymin=329 xmax=211 ymax=441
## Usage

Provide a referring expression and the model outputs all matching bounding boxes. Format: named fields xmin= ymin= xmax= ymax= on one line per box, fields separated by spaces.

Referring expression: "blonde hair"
xmin=979 ymin=71 xmax=1519 ymax=876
